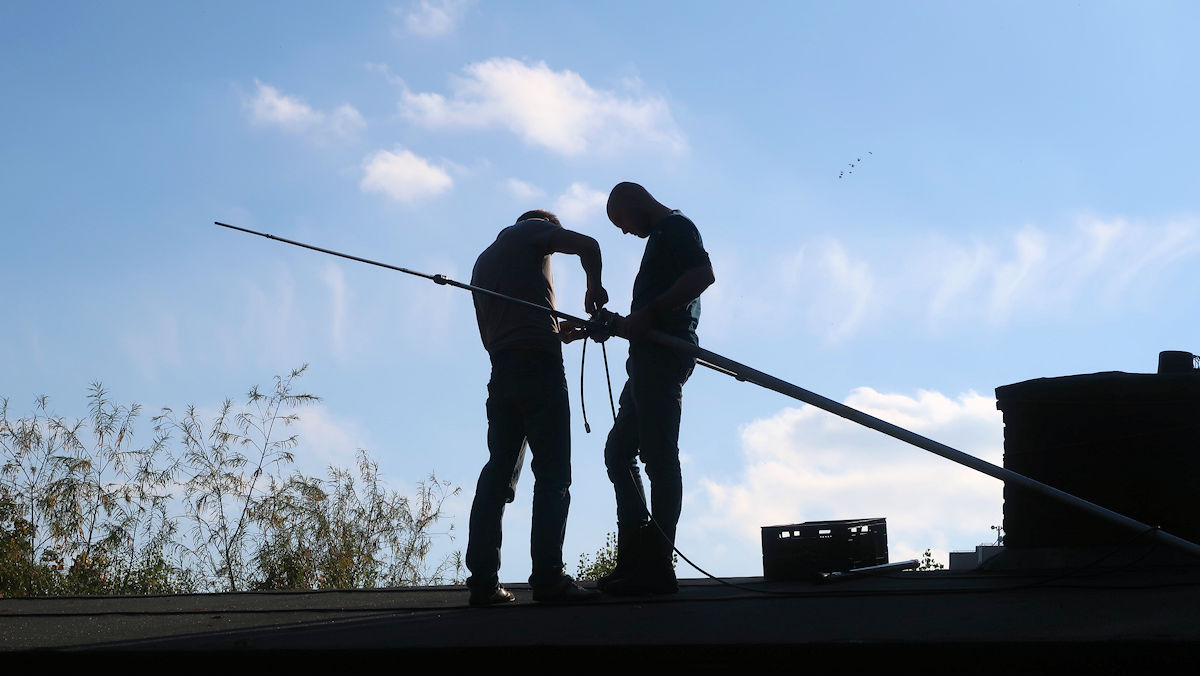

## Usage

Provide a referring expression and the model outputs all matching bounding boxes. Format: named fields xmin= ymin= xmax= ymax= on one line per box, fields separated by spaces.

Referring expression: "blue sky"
xmin=4 ymin=1 xmax=1199 ymax=581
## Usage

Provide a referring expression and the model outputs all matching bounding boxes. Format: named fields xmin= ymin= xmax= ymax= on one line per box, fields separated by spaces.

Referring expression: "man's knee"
xmin=642 ymin=452 xmax=681 ymax=483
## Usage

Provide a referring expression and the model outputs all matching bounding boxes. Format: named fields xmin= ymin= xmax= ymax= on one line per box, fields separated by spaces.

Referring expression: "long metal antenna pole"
xmin=215 ymin=221 xmax=1200 ymax=559
xmin=644 ymin=331 xmax=1200 ymax=559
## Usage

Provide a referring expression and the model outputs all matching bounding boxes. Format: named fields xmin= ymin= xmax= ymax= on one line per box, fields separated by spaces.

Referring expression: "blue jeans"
xmin=603 ymin=342 xmax=696 ymax=544
xmin=466 ymin=349 xmax=572 ymax=590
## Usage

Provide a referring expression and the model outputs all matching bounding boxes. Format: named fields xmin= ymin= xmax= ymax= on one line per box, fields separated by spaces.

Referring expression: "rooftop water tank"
xmin=995 ymin=351 xmax=1200 ymax=548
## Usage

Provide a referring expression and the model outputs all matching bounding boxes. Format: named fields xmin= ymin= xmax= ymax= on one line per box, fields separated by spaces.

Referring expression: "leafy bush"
xmin=0 ymin=367 xmax=459 ymax=597
xmin=917 ymin=548 xmax=945 ymax=571
xmin=575 ymin=530 xmax=618 ymax=582
xmin=575 ymin=529 xmax=677 ymax=581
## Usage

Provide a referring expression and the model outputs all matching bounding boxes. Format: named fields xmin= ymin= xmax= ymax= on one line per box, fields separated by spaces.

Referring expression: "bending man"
xmin=465 ymin=209 xmax=606 ymax=606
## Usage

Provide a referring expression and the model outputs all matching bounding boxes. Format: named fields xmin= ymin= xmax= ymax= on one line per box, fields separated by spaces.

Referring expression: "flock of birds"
xmin=839 ymin=151 xmax=872 ymax=179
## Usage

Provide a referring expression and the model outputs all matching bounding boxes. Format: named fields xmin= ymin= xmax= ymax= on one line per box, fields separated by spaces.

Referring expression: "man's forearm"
xmin=578 ymin=245 xmax=603 ymax=288
xmin=550 ymin=229 xmax=603 ymax=287
xmin=647 ymin=266 xmax=715 ymax=316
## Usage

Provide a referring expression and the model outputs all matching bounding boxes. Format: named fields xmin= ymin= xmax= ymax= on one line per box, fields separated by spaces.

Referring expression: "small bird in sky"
xmin=838 ymin=152 xmax=872 ymax=178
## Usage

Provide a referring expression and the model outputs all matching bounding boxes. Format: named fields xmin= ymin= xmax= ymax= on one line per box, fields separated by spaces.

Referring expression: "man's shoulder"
xmin=653 ymin=211 xmax=705 ymax=247
xmin=661 ymin=210 xmax=694 ymax=226
xmin=511 ymin=218 xmax=560 ymax=234
xmin=654 ymin=211 xmax=699 ymax=234
xmin=504 ymin=219 xmax=560 ymax=248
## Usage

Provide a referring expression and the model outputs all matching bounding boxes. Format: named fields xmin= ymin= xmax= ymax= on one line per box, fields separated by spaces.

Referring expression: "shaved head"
xmin=607 ymin=181 xmax=669 ymax=238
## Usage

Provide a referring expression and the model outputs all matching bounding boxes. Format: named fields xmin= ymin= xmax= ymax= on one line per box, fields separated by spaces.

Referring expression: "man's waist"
xmin=488 ymin=346 xmax=563 ymax=367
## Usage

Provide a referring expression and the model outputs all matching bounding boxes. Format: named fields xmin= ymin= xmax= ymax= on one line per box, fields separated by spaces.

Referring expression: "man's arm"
xmin=622 ymin=265 xmax=715 ymax=340
xmin=548 ymin=229 xmax=608 ymax=313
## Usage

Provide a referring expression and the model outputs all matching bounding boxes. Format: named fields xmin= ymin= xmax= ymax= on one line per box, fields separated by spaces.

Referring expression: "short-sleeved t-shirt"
xmin=631 ymin=211 xmax=712 ymax=343
xmin=471 ymin=218 xmax=561 ymax=354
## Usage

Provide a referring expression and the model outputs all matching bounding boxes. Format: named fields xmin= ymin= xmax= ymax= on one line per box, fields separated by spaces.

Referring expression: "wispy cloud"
xmin=553 ymin=183 xmax=607 ymax=224
xmin=238 ymin=264 xmax=307 ymax=366
xmin=360 ymin=147 xmax=453 ymax=202
xmin=505 ymin=178 xmax=544 ymax=201
xmin=398 ymin=0 xmax=470 ymax=38
xmin=809 ymin=241 xmax=875 ymax=343
xmin=400 ymin=58 xmax=687 ymax=157
xmin=321 ymin=263 xmax=349 ymax=360
xmin=246 ymin=79 xmax=365 ymax=140
xmin=710 ymin=216 xmax=1200 ymax=344
xmin=921 ymin=216 xmax=1200 ymax=328
xmin=692 ymin=387 xmax=1004 ymax=567
xmin=292 ymin=403 xmax=374 ymax=473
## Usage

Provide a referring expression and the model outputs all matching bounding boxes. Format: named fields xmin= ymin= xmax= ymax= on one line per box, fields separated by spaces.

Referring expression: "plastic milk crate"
xmin=761 ymin=518 xmax=888 ymax=580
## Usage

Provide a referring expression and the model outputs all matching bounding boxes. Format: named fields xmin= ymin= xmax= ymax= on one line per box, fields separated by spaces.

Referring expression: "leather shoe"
xmin=469 ymin=585 xmax=516 ymax=607
xmin=531 ymin=576 xmax=601 ymax=604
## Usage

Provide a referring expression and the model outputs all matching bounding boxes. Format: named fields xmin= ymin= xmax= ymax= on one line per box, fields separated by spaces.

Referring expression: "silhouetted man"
xmin=600 ymin=183 xmax=715 ymax=595
xmin=465 ymin=209 xmax=606 ymax=606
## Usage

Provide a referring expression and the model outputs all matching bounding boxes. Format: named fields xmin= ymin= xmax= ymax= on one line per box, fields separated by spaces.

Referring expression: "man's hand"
xmin=620 ymin=308 xmax=654 ymax=341
xmin=585 ymin=284 xmax=608 ymax=315
xmin=559 ymin=319 xmax=589 ymax=344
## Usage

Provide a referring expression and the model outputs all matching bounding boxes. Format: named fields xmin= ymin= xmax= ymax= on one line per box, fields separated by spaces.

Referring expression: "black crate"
xmin=761 ymin=518 xmax=888 ymax=580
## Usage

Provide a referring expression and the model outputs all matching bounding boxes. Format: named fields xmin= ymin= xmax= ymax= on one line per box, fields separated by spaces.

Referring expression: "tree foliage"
xmin=0 ymin=367 xmax=460 ymax=597
xmin=917 ymin=548 xmax=945 ymax=571
xmin=575 ymin=529 xmax=676 ymax=581
xmin=575 ymin=530 xmax=618 ymax=582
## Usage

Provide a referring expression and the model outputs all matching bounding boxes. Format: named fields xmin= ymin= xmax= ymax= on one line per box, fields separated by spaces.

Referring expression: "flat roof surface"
xmin=4 ymin=558 xmax=1199 ymax=671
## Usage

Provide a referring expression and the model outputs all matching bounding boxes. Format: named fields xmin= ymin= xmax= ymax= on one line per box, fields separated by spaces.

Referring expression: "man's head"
xmin=516 ymin=209 xmax=561 ymax=226
xmin=606 ymin=182 xmax=667 ymax=238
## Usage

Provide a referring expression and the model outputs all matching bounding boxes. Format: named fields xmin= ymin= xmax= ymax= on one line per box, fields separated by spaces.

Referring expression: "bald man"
xmin=600 ymin=182 xmax=715 ymax=595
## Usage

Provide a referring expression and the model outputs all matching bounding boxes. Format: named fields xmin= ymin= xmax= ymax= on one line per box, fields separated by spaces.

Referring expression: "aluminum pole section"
xmin=644 ymin=330 xmax=1200 ymax=559
xmin=213 ymin=221 xmax=603 ymax=329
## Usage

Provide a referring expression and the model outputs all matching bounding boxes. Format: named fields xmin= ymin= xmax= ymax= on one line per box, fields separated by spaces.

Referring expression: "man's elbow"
xmin=700 ymin=265 xmax=716 ymax=290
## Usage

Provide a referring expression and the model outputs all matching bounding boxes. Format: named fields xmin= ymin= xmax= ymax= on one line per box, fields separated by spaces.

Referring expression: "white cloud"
xmin=329 ymin=104 xmax=366 ymax=137
xmin=693 ymin=387 xmax=1004 ymax=568
xmin=321 ymin=263 xmax=348 ymax=360
xmin=922 ymin=216 xmax=1200 ymax=327
xmin=400 ymin=0 xmax=469 ymax=37
xmin=505 ymin=178 xmax=544 ymax=201
xmin=292 ymin=404 xmax=374 ymax=473
xmin=248 ymin=80 xmax=322 ymax=129
xmin=246 ymin=79 xmax=365 ymax=140
xmin=553 ymin=183 xmax=607 ymax=224
xmin=360 ymin=147 xmax=453 ymax=202
xmin=240 ymin=265 xmax=302 ymax=364
xmin=715 ymin=215 xmax=1200 ymax=344
xmin=808 ymin=242 xmax=875 ymax=343
xmin=988 ymin=226 xmax=1047 ymax=323
xmin=1104 ymin=219 xmax=1200 ymax=298
xmin=400 ymin=58 xmax=687 ymax=157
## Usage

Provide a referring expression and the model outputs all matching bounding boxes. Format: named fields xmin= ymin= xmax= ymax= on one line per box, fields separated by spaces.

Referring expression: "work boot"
xmin=604 ymin=525 xmax=678 ymax=596
xmin=531 ymin=574 xmax=601 ymax=604
xmin=468 ymin=584 xmax=516 ymax=607
xmin=596 ymin=523 xmax=644 ymax=591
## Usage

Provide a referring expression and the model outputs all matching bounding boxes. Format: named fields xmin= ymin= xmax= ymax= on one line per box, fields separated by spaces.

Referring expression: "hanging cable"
xmin=580 ymin=338 xmax=591 ymax=433
xmin=601 ymin=342 xmax=616 ymax=419
xmin=579 ymin=330 xmax=617 ymax=433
